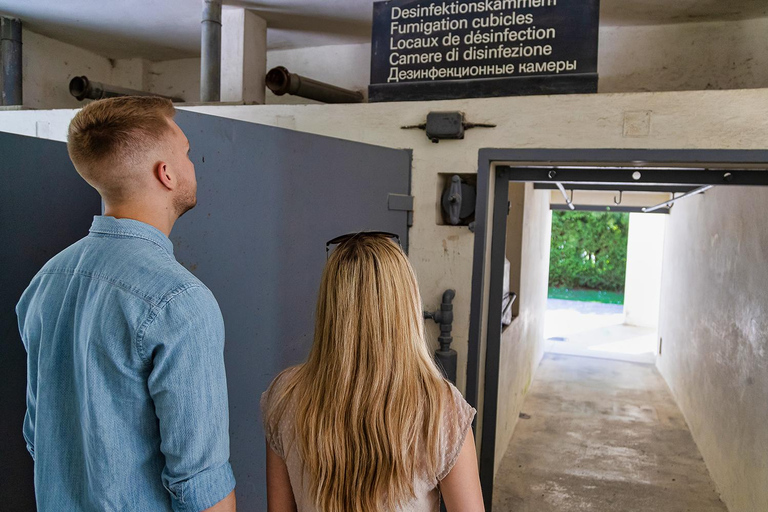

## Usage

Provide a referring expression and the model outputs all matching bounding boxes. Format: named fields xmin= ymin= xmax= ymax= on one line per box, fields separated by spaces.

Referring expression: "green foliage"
xmin=548 ymin=211 xmax=629 ymax=292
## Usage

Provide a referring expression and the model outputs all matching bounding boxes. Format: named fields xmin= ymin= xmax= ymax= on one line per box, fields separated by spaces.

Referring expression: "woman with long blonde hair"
xmin=261 ymin=232 xmax=484 ymax=511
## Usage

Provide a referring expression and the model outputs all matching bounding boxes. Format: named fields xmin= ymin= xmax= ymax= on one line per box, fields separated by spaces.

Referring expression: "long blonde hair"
xmin=266 ymin=234 xmax=448 ymax=511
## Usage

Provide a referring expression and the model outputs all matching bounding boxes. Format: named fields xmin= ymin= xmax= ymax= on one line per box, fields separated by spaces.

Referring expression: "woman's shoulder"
xmin=440 ymin=379 xmax=476 ymax=428
xmin=260 ymin=365 xmax=303 ymax=459
xmin=260 ymin=365 xmax=302 ymax=412
xmin=273 ymin=365 xmax=302 ymax=389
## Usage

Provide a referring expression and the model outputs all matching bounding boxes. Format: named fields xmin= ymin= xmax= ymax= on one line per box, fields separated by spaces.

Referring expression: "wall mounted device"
xmin=402 ymin=111 xmax=496 ymax=143
xmin=441 ymin=175 xmax=476 ymax=227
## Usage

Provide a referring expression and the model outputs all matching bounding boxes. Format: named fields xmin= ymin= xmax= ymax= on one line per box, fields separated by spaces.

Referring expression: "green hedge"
xmin=548 ymin=211 xmax=629 ymax=292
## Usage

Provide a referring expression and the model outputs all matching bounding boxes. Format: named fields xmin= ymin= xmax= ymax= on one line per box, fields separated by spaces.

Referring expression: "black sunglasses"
xmin=325 ymin=231 xmax=401 ymax=258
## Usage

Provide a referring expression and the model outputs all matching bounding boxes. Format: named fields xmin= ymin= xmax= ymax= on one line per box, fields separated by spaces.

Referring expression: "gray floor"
xmin=493 ymin=354 xmax=728 ymax=512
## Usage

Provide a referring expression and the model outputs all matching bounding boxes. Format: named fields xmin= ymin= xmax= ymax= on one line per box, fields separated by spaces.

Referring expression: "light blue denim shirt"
xmin=16 ymin=216 xmax=235 ymax=512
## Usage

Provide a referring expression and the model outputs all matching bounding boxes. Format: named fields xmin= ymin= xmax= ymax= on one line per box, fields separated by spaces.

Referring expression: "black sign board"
xmin=369 ymin=0 xmax=600 ymax=102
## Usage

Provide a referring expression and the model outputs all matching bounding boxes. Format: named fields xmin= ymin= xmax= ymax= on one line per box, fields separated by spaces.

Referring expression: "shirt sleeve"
xmin=142 ymin=285 xmax=236 ymax=512
xmin=23 ymin=389 xmax=36 ymax=461
xmin=17 ymin=302 xmax=36 ymax=461
xmin=437 ymin=381 xmax=477 ymax=482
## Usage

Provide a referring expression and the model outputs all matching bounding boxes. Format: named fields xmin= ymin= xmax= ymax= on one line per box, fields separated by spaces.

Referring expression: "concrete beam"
xmin=221 ymin=7 xmax=266 ymax=104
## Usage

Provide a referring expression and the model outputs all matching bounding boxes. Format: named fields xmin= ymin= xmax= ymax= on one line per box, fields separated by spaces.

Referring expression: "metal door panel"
xmin=172 ymin=110 xmax=412 ymax=509
xmin=0 ymin=132 xmax=102 ymax=510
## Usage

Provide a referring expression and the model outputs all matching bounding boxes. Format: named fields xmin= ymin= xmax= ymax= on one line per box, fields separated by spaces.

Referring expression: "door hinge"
xmin=388 ymin=193 xmax=414 ymax=227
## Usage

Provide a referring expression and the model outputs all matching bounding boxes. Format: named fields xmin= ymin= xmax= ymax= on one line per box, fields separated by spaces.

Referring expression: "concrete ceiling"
xmin=0 ymin=0 xmax=766 ymax=61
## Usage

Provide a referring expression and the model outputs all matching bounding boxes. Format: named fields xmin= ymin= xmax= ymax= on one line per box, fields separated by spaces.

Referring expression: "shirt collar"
xmin=88 ymin=216 xmax=174 ymax=255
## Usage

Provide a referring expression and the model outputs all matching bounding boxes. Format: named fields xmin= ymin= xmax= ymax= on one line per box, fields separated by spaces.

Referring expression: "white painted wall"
xmin=3 ymin=89 xmax=767 ymax=486
xmin=496 ymin=183 xmax=551 ymax=474
xmin=657 ymin=186 xmax=768 ymax=512
xmin=623 ymin=213 xmax=666 ymax=328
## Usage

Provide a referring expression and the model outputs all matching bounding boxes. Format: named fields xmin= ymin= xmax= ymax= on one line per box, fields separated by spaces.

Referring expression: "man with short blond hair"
xmin=16 ymin=96 xmax=237 ymax=511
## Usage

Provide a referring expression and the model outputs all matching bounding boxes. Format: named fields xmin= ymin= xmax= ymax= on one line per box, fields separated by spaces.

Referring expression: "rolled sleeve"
xmin=170 ymin=462 xmax=235 ymax=512
xmin=142 ymin=285 xmax=235 ymax=511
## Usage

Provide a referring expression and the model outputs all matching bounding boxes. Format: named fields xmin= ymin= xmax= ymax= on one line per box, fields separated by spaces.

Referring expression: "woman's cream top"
xmin=260 ymin=367 xmax=476 ymax=511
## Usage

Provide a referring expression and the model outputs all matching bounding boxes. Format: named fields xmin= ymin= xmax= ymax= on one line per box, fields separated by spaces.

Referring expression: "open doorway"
xmin=466 ymin=149 xmax=768 ymax=511
xmin=545 ymin=210 xmax=663 ymax=364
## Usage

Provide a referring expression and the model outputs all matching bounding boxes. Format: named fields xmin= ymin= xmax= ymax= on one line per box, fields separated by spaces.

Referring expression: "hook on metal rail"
xmin=614 ymin=190 xmax=623 ymax=205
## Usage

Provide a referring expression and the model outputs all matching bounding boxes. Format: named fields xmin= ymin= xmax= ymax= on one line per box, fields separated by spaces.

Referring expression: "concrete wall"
xmin=146 ymin=58 xmax=200 ymax=104
xmin=265 ymin=43 xmax=371 ymax=105
xmin=16 ymin=29 xmax=200 ymax=109
xmin=2 ymin=88 xmax=768 ymax=482
xmin=21 ymin=28 xmax=116 ymax=110
xmin=623 ymin=213 xmax=666 ymax=328
xmin=599 ymin=17 xmax=768 ymax=93
xmin=657 ymin=186 xmax=768 ymax=512
xmin=496 ymin=183 xmax=551 ymax=474
xmin=14 ymin=16 xmax=768 ymax=109
xmin=252 ymin=17 xmax=768 ymax=105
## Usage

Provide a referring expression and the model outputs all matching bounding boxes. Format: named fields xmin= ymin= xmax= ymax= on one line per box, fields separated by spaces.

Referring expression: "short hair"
xmin=67 ymin=96 xmax=176 ymax=193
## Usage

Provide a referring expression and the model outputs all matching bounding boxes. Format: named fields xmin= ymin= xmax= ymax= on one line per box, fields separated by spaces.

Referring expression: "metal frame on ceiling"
xmin=466 ymin=148 xmax=768 ymax=510
xmin=550 ymin=204 xmax=671 ymax=214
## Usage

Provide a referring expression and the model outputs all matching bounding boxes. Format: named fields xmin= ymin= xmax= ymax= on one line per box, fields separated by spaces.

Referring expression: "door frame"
xmin=466 ymin=148 xmax=768 ymax=509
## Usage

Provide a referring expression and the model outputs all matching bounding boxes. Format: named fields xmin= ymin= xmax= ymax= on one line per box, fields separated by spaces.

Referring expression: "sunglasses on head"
xmin=325 ymin=231 xmax=401 ymax=258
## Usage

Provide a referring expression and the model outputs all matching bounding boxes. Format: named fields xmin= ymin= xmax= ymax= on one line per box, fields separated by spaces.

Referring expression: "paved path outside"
xmin=493 ymin=354 xmax=728 ymax=512
xmin=545 ymin=299 xmax=657 ymax=364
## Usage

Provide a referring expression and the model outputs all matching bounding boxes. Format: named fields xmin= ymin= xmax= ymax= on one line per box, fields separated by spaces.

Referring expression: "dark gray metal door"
xmin=172 ymin=110 xmax=412 ymax=510
xmin=0 ymin=132 xmax=102 ymax=511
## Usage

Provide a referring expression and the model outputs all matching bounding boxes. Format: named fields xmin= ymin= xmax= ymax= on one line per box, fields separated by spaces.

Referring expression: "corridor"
xmin=493 ymin=354 xmax=727 ymax=511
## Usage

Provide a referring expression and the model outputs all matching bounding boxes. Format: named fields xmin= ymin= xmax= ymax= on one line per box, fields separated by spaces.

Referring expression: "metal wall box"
xmin=426 ymin=112 xmax=464 ymax=142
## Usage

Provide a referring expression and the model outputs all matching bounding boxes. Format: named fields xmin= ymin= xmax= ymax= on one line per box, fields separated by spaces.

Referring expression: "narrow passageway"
xmin=493 ymin=354 xmax=727 ymax=512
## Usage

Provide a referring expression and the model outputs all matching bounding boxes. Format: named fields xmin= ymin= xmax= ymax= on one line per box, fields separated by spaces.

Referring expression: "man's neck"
xmin=103 ymin=204 xmax=176 ymax=237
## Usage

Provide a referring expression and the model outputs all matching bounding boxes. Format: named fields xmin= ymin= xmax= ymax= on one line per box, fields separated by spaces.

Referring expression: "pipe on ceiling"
xmin=69 ymin=76 xmax=184 ymax=103
xmin=266 ymin=66 xmax=364 ymax=104
xmin=200 ymin=0 xmax=222 ymax=102
xmin=0 ymin=17 xmax=22 ymax=106
xmin=642 ymin=185 xmax=713 ymax=213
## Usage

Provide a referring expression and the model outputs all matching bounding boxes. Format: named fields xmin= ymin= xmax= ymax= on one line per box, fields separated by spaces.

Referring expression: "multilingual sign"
xmin=369 ymin=0 xmax=600 ymax=102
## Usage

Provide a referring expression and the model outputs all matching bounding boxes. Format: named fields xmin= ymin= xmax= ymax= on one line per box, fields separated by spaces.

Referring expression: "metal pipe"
xmin=642 ymin=185 xmax=713 ymax=213
xmin=1 ymin=17 xmax=22 ymax=106
xmin=266 ymin=66 xmax=364 ymax=104
xmin=424 ymin=289 xmax=457 ymax=384
xmin=555 ymin=182 xmax=575 ymax=210
xmin=200 ymin=0 xmax=222 ymax=102
xmin=69 ymin=76 xmax=183 ymax=102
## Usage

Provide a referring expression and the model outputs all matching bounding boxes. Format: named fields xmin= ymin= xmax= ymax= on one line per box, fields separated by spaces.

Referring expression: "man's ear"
xmin=155 ymin=161 xmax=174 ymax=191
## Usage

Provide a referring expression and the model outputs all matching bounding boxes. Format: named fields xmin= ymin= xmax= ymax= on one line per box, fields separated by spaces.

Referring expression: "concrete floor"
xmin=493 ymin=354 xmax=727 ymax=512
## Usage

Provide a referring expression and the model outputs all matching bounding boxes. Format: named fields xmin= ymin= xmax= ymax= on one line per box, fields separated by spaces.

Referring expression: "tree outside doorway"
xmin=548 ymin=211 xmax=629 ymax=304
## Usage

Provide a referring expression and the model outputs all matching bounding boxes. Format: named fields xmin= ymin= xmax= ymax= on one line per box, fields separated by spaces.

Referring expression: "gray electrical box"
xmin=426 ymin=111 xmax=464 ymax=142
